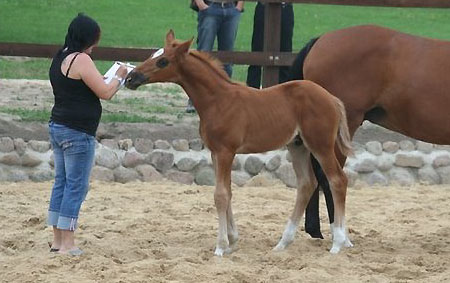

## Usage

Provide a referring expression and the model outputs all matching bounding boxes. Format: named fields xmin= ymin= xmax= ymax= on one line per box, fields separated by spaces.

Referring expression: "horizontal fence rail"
xmin=0 ymin=42 xmax=297 ymax=67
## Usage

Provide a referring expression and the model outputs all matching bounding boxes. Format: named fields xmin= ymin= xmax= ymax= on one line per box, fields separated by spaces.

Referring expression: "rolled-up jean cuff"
xmin=47 ymin=210 xmax=60 ymax=226
xmin=57 ymin=216 xmax=78 ymax=231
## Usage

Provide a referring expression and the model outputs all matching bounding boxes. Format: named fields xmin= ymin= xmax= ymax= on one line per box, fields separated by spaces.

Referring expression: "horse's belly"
xmin=382 ymin=108 xmax=450 ymax=145
xmin=236 ymin=127 xmax=297 ymax=154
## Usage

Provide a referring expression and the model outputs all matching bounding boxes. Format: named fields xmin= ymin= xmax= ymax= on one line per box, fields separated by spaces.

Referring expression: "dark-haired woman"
xmin=47 ymin=13 xmax=127 ymax=256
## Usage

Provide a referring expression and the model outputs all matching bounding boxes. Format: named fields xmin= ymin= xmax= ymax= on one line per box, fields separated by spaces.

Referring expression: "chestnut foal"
xmin=125 ymin=30 xmax=353 ymax=255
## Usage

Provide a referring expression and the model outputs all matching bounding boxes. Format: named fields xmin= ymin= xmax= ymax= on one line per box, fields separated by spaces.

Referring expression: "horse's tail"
xmin=287 ymin=37 xmax=320 ymax=81
xmin=333 ymin=97 xmax=353 ymax=157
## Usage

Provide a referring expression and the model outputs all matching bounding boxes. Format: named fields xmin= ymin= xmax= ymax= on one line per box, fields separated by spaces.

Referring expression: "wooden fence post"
xmin=262 ymin=2 xmax=282 ymax=88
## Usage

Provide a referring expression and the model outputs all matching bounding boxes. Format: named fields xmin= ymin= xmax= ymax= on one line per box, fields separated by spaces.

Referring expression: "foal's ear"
xmin=175 ymin=37 xmax=194 ymax=55
xmin=165 ymin=29 xmax=175 ymax=45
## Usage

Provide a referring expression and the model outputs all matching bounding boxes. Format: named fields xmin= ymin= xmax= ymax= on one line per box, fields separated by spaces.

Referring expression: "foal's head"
xmin=125 ymin=30 xmax=193 ymax=90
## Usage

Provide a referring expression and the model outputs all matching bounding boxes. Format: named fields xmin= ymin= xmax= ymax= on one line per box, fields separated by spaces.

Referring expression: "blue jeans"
xmin=47 ymin=121 xmax=95 ymax=231
xmin=197 ymin=2 xmax=241 ymax=77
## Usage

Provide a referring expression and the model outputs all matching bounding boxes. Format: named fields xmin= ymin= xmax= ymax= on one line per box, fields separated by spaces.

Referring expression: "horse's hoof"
xmin=273 ymin=241 xmax=288 ymax=251
xmin=344 ymin=238 xmax=353 ymax=248
xmin=329 ymin=246 xmax=341 ymax=254
xmin=214 ymin=247 xmax=232 ymax=256
xmin=214 ymin=248 xmax=224 ymax=256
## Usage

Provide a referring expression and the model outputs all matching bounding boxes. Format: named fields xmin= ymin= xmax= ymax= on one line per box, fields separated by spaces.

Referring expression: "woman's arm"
xmin=75 ymin=53 xmax=128 ymax=100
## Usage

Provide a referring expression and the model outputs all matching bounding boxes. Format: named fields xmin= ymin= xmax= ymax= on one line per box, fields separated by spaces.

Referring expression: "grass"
xmin=107 ymin=97 xmax=179 ymax=114
xmin=0 ymin=106 xmax=166 ymax=123
xmin=1 ymin=1 xmax=450 ymax=81
xmin=0 ymin=107 xmax=50 ymax=122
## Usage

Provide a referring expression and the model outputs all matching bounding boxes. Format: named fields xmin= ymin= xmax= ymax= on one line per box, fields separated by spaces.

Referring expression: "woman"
xmin=47 ymin=13 xmax=127 ymax=256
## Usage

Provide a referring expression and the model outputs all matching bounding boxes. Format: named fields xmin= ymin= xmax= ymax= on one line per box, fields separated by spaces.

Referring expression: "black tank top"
xmin=49 ymin=50 xmax=102 ymax=136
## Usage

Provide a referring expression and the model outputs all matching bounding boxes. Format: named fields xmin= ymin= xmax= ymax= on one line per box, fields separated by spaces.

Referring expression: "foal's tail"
xmin=333 ymin=97 xmax=353 ymax=157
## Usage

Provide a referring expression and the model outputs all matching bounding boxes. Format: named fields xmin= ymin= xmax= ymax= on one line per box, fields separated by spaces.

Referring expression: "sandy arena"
xmin=1 ymin=181 xmax=449 ymax=282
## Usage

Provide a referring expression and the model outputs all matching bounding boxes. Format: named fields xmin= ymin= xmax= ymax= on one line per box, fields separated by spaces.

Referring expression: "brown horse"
xmin=295 ymin=25 xmax=450 ymax=238
xmin=125 ymin=30 xmax=353 ymax=255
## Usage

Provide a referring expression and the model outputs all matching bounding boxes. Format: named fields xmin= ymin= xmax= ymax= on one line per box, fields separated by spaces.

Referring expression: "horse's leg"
xmin=213 ymin=154 xmax=238 ymax=247
xmin=326 ymin=112 xmax=362 ymax=246
xmin=226 ymin=197 xmax=239 ymax=246
xmin=274 ymin=141 xmax=317 ymax=251
xmin=212 ymin=150 xmax=235 ymax=256
xmin=307 ymin=112 xmax=363 ymax=240
xmin=315 ymin=153 xmax=351 ymax=253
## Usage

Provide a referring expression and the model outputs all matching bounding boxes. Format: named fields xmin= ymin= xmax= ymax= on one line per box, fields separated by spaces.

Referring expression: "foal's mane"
xmin=188 ymin=50 xmax=241 ymax=86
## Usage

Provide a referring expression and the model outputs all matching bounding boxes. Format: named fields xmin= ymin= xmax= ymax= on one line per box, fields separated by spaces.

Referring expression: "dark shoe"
xmin=48 ymin=241 xmax=59 ymax=252
xmin=185 ymin=99 xmax=196 ymax=113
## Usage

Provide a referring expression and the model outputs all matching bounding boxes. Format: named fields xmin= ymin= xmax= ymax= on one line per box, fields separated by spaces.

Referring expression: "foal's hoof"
xmin=344 ymin=238 xmax=354 ymax=248
xmin=273 ymin=239 xmax=291 ymax=251
xmin=329 ymin=246 xmax=341 ymax=254
xmin=214 ymin=247 xmax=232 ymax=256
xmin=329 ymin=238 xmax=353 ymax=254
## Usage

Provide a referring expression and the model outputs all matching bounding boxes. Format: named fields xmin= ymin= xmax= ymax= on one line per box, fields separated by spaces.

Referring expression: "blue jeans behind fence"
xmin=47 ymin=121 xmax=95 ymax=231
xmin=197 ymin=3 xmax=241 ymax=77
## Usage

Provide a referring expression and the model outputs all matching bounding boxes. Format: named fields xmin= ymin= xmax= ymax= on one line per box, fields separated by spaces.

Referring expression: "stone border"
xmin=1 ymin=136 xmax=450 ymax=187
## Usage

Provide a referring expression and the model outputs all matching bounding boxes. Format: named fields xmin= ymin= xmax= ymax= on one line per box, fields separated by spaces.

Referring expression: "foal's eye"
xmin=156 ymin=58 xmax=169 ymax=68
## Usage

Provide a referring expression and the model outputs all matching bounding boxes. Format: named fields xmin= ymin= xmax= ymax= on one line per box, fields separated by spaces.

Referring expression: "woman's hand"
xmin=195 ymin=0 xmax=209 ymax=11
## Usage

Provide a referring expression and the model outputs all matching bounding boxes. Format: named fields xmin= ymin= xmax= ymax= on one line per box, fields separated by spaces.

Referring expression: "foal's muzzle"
xmin=124 ymin=71 xmax=147 ymax=90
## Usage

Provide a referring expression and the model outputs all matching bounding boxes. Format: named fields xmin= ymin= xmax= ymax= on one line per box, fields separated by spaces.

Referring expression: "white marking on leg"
xmin=215 ymin=212 xmax=230 ymax=256
xmin=274 ymin=219 xmax=298 ymax=251
xmin=329 ymin=218 xmax=353 ymax=253
xmin=330 ymin=225 xmax=346 ymax=254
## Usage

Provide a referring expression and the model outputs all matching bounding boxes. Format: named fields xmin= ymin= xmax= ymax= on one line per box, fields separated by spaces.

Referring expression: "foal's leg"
xmin=212 ymin=150 xmax=235 ymax=256
xmin=304 ymin=154 xmax=332 ymax=239
xmin=274 ymin=142 xmax=317 ymax=251
xmin=306 ymin=113 xmax=363 ymax=240
xmin=324 ymin=114 xmax=362 ymax=248
xmin=316 ymin=154 xmax=352 ymax=253
xmin=226 ymin=201 xmax=239 ymax=246
xmin=213 ymin=154 xmax=239 ymax=248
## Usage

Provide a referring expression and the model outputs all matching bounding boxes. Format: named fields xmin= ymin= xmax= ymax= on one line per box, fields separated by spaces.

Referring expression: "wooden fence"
xmin=1 ymin=0 xmax=449 ymax=87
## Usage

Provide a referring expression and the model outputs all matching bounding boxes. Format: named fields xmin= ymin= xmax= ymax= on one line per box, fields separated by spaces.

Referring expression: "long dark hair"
xmin=59 ymin=13 xmax=101 ymax=54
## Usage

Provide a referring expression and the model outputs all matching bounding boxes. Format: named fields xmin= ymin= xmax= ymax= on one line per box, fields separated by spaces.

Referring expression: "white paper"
xmin=104 ymin=61 xmax=135 ymax=85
